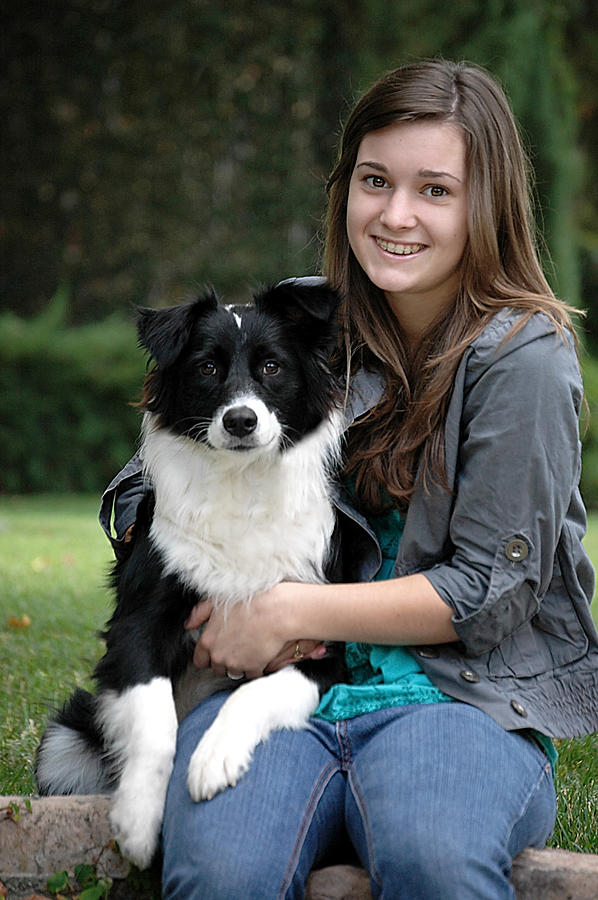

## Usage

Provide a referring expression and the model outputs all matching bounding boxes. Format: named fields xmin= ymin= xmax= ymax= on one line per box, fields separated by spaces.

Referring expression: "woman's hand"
xmin=185 ymin=583 xmax=326 ymax=679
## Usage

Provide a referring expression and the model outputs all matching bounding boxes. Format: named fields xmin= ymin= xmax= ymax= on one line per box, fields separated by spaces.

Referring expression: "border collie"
xmin=35 ymin=281 xmax=346 ymax=869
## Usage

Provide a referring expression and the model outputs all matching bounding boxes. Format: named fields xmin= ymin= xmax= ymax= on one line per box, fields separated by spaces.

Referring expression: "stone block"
xmin=3 ymin=795 xmax=598 ymax=899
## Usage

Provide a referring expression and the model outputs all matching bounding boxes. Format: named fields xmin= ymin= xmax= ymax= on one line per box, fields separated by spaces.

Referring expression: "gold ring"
xmin=293 ymin=642 xmax=304 ymax=660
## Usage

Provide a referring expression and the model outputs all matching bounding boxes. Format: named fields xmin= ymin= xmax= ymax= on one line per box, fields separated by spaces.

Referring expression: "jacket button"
xmin=417 ymin=647 xmax=440 ymax=659
xmin=505 ymin=538 xmax=529 ymax=562
xmin=510 ymin=700 xmax=528 ymax=718
xmin=460 ymin=669 xmax=480 ymax=683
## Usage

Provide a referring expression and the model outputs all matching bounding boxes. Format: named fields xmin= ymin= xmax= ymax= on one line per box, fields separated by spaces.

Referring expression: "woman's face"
xmin=346 ymin=120 xmax=469 ymax=336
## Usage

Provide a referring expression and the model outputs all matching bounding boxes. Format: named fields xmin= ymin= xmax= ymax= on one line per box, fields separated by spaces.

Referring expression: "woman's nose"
xmin=379 ymin=190 xmax=417 ymax=231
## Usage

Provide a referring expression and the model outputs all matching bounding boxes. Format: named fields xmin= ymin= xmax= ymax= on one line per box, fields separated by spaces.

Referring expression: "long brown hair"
xmin=324 ymin=58 xmax=578 ymax=513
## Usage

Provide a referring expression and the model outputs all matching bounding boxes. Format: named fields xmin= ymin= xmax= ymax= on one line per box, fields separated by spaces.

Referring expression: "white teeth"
xmin=375 ymin=238 xmax=425 ymax=255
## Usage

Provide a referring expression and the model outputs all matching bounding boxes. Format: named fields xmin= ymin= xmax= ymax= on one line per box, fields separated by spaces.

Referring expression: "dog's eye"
xmin=263 ymin=360 xmax=280 ymax=376
xmin=200 ymin=361 xmax=217 ymax=376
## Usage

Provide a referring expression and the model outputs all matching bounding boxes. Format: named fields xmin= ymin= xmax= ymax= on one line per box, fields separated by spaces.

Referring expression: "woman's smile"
xmin=373 ymin=238 xmax=427 ymax=256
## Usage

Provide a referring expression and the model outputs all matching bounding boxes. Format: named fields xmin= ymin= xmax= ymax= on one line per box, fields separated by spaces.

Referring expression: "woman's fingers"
xmin=185 ymin=599 xmax=213 ymax=630
xmin=265 ymin=640 xmax=327 ymax=673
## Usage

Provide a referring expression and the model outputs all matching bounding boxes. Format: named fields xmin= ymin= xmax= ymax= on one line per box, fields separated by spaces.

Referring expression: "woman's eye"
xmin=365 ymin=175 xmax=388 ymax=189
xmin=200 ymin=361 xmax=217 ymax=376
xmin=263 ymin=360 xmax=280 ymax=376
xmin=424 ymin=184 xmax=448 ymax=198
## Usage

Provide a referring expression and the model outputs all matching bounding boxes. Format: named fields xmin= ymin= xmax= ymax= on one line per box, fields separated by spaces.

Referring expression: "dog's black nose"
xmin=222 ymin=406 xmax=258 ymax=437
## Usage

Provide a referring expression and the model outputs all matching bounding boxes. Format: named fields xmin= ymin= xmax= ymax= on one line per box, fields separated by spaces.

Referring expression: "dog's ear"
xmin=136 ymin=292 xmax=218 ymax=367
xmin=254 ymin=282 xmax=339 ymax=343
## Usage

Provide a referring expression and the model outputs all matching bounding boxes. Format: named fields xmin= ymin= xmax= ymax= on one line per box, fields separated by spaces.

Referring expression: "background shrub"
xmin=0 ymin=291 xmax=144 ymax=493
xmin=581 ymin=352 xmax=598 ymax=510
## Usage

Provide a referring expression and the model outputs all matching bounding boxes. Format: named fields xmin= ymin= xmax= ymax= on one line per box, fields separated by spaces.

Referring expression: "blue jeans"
xmin=161 ymin=691 xmax=556 ymax=899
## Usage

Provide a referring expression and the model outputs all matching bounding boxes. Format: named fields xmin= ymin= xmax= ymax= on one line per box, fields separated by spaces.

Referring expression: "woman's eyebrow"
xmin=355 ymin=161 xmax=463 ymax=184
xmin=355 ymin=160 xmax=388 ymax=172
xmin=418 ymin=168 xmax=463 ymax=183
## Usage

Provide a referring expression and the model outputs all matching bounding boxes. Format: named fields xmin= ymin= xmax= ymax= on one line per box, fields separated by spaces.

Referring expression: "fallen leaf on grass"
xmin=7 ymin=613 xmax=32 ymax=628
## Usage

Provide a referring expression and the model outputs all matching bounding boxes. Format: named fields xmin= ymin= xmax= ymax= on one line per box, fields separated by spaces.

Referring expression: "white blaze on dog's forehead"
xmin=223 ymin=304 xmax=243 ymax=329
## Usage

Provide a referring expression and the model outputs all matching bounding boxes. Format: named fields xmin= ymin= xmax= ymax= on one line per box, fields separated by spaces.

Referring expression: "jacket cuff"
xmin=423 ymin=532 xmax=540 ymax=656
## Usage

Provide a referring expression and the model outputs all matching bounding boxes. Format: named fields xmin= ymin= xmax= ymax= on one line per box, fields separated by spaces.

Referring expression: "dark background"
xmin=3 ymin=0 xmax=598 ymax=497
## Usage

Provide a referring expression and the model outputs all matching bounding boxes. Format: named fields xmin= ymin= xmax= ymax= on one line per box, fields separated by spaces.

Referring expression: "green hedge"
xmin=0 ymin=294 xmax=145 ymax=493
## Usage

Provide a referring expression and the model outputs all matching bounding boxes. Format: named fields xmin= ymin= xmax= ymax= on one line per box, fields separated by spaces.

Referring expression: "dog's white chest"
xmin=143 ymin=415 xmax=342 ymax=605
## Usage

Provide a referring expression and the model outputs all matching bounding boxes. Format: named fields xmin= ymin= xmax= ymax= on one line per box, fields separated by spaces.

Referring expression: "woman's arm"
xmin=421 ymin=324 xmax=584 ymax=655
xmin=188 ymin=574 xmax=457 ymax=679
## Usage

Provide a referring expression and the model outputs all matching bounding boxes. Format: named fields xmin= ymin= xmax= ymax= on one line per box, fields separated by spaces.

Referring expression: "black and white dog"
xmin=35 ymin=281 xmax=346 ymax=869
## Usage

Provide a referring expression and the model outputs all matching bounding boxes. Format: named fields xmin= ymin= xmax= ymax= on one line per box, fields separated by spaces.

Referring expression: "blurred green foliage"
xmin=3 ymin=0 xmax=598 ymax=321
xmin=3 ymin=0 xmax=598 ymax=499
xmin=580 ymin=351 xmax=598 ymax=509
xmin=0 ymin=291 xmax=144 ymax=493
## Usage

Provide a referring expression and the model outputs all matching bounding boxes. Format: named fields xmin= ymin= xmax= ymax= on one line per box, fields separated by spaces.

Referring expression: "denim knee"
xmin=161 ymin=703 xmax=345 ymax=900
xmin=162 ymin=846 xmax=283 ymax=900
xmin=370 ymin=823 xmax=514 ymax=900
xmin=343 ymin=704 xmax=556 ymax=900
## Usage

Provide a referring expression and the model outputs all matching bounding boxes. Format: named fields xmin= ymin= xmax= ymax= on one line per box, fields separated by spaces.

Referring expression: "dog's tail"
xmin=35 ymin=688 xmax=115 ymax=795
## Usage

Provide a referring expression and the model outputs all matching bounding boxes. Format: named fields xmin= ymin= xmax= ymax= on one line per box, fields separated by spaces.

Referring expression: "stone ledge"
xmin=3 ymin=795 xmax=598 ymax=900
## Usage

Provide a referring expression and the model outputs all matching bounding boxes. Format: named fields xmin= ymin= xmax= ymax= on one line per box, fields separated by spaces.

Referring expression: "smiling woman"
xmin=93 ymin=59 xmax=598 ymax=900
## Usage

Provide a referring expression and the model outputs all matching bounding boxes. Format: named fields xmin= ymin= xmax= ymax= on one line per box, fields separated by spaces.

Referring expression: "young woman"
xmin=101 ymin=59 xmax=598 ymax=898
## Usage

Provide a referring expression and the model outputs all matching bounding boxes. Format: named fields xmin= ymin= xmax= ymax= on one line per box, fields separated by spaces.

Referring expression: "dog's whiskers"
xmin=167 ymin=416 xmax=211 ymax=441
xmin=185 ymin=419 xmax=211 ymax=442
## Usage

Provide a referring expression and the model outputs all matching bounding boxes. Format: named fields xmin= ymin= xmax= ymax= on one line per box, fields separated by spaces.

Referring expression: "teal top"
xmin=315 ymin=500 xmax=453 ymax=721
xmin=314 ymin=490 xmax=558 ymax=773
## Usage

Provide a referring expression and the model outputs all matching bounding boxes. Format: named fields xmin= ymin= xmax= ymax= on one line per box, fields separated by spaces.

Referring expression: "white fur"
xmin=141 ymin=408 xmax=344 ymax=608
xmin=223 ymin=304 xmax=243 ymax=328
xmin=35 ymin=723 xmax=113 ymax=794
xmin=187 ymin=666 xmax=320 ymax=800
xmin=96 ymin=678 xmax=178 ymax=869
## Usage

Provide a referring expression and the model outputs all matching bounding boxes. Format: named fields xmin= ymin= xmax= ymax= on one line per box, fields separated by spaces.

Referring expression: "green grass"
xmin=1 ymin=496 xmax=597 ymax=852
xmin=0 ymin=495 xmax=112 ymax=793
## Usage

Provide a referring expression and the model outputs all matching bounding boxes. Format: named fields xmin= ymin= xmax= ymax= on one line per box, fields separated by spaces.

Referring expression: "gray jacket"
xmin=99 ymin=306 xmax=598 ymax=738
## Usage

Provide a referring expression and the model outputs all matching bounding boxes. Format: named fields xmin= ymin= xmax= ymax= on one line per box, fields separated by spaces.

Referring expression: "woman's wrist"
xmin=263 ymin=582 xmax=321 ymax=643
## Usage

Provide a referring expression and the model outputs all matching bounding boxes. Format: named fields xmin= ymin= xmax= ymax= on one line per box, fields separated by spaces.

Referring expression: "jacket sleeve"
xmin=422 ymin=321 xmax=585 ymax=656
xmin=98 ymin=452 xmax=148 ymax=557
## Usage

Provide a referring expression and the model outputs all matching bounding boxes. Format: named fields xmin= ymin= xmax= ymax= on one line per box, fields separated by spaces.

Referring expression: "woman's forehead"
xmin=355 ymin=121 xmax=467 ymax=178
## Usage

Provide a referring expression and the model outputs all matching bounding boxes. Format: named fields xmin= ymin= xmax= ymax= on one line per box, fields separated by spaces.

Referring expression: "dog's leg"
xmin=187 ymin=666 xmax=319 ymax=801
xmin=97 ymin=677 xmax=178 ymax=869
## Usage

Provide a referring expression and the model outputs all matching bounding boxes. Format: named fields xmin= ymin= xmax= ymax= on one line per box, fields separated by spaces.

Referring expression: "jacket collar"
xmin=344 ymin=367 xmax=386 ymax=426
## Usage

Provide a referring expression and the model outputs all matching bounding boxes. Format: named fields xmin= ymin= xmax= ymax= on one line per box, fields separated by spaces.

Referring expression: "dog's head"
xmin=136 ymin=281 xmax=340 ymax=453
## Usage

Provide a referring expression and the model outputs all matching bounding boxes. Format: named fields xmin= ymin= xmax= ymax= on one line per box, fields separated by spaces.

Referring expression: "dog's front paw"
xmin=109 ymin=789 xmax=163 ymax=869
xmin=187 ymin=718 xmax=254 ymax=801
